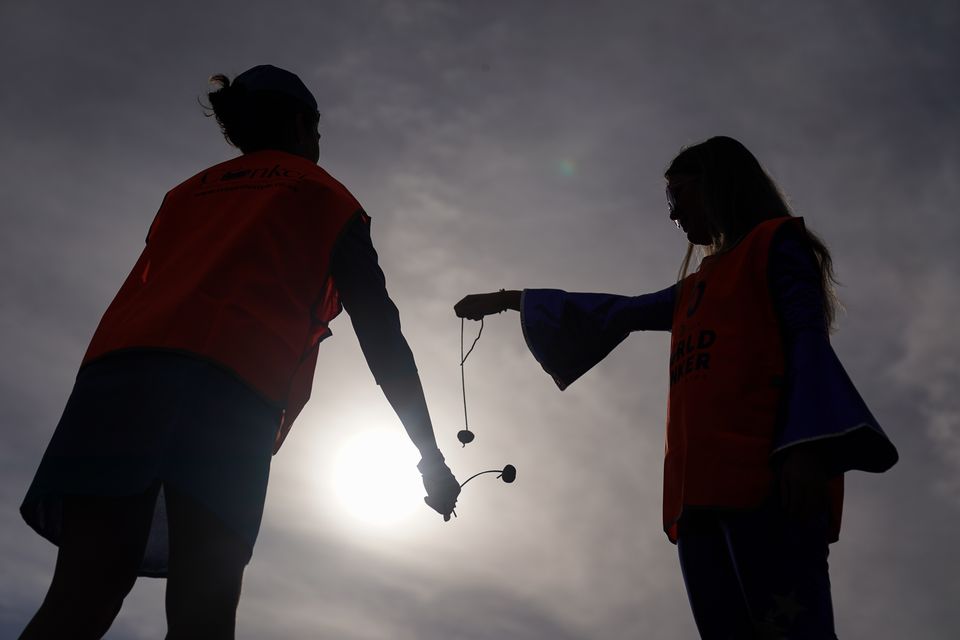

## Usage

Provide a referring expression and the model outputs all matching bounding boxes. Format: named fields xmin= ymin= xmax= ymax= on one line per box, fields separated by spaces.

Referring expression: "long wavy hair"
xmin=665 ymin=136 xmax=840 ymax=330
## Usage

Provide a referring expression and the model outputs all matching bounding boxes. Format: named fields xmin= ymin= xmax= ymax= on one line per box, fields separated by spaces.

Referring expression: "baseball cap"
xmin=233 ymin=64 xmax=318 ymax=112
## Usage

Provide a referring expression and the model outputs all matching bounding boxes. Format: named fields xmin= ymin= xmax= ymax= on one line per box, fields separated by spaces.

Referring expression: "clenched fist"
xmin=418 ymin=453 xmax=460 ymax=521
xmin=454 ymin=291 xmax=520 ymax=320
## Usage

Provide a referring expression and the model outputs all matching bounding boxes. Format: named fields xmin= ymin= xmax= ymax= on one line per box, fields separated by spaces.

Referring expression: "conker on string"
xmin=457 ymin=429 xmax=475 ymax=446
xmin=459 ymin=464 xmax=519 ymax=488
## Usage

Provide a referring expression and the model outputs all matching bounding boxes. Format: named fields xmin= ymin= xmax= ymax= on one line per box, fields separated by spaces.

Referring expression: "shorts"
xmin=20 ymin=350 xmax=281 ymax=577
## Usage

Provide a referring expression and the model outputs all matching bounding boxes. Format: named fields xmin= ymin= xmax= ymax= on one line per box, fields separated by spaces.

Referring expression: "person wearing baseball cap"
xmin=18 ymin=65 xmax=460 ymax=639
xmin=234 ymin=64 xmax=319 ymax=110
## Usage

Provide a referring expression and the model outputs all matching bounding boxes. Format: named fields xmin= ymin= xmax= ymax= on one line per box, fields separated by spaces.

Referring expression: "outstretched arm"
xmin=455 ymin=286 xmax=676 ymax=389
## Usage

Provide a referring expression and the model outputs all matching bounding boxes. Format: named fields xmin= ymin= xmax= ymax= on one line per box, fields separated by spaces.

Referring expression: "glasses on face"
xmin=666 ymin=186 xmax=678 ymax=215
xmin=665 ymin=176 xmax=698 ymax=225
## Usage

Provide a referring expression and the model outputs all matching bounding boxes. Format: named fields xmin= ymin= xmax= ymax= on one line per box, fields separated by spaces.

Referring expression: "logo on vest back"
xmin=200 ymin=164 xmax=308 ymax=184
xmin=196 ymin=164 xmax=309 ymax=197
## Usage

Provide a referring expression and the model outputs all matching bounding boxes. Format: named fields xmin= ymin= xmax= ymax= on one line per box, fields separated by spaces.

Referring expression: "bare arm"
xmin=333 ymin=214 xmax=459 ymax=517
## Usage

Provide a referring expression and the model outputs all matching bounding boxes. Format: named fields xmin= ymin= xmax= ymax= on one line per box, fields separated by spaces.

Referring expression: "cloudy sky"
xmin=1 ymin=1 xmax=958 ymax=638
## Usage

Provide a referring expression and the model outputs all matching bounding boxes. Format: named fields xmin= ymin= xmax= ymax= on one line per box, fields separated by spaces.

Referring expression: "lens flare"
xmin=557 ymin=159 xmax=576 ymax=177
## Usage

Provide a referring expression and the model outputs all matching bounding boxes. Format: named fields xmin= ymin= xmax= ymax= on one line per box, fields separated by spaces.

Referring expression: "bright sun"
xmin=329 ymin=428 xmax=426 ymax=527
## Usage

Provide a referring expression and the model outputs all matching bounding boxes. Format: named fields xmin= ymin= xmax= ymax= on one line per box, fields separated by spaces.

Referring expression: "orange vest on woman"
xmin=82 ymin=150 xmax=360 ymax=451
xmin=665 ymin=217 xmax=843 ymax=541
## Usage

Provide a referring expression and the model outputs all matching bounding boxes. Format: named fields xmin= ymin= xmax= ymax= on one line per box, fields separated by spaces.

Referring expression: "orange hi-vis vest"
xmin=664 ymin=216 xmax=843 ymax=541
xmin=82 ymin=150 xmax=360 ymax=451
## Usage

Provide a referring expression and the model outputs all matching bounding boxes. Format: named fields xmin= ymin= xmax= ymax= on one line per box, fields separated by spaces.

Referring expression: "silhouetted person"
xmin=18 ymin=65 xmax=460 ymax=640
xmin=455 ymin=136 xmax=898 ymax=639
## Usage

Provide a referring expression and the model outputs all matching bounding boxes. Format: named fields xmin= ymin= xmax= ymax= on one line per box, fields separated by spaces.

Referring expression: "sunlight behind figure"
xmin=330 ymin=428 xmax=425 ymax=527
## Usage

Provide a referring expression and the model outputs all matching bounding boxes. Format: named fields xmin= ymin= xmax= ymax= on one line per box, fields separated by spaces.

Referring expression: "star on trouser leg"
xmin=751 ymin=590 xmax=808 ymax=639
xmin=771 ymin=590 xmax=806 ymax=623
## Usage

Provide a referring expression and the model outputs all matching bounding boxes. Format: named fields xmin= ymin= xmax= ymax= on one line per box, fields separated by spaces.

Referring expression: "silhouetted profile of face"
xmin=296 ymin=111 xmax=321 ymax=164
xmin=218 ymin=65 xmax=322 ymax=163
xmin=666 ymin=175 xmax=713 ymax=245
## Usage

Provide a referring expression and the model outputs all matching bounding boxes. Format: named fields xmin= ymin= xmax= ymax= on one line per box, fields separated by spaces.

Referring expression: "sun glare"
xmin=329 ymin=428 xmax=426 ymax=528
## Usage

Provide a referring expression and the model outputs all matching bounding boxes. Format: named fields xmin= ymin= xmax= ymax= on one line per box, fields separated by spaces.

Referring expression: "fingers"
xmin=454 ymin=293 xmax=501 ymax=320
xmin=422 ymin=467 xmax=460 ymax=521
xmin=423 ymin=494 xmax=457 ymax=521
xmin=779 ymin=468 xmax=791 ymax=516
xmin=792 ymin=487 xmax=819 ymax=523
xmin=780 ymin=470 xmax=828 ymax=524
xmin=778 ymin=445 xmax=831 ymax=524
xmin=454 ymin=295 xmax=484 ymax=320
xmin=782 ymin=471 xmax=810 ymax=522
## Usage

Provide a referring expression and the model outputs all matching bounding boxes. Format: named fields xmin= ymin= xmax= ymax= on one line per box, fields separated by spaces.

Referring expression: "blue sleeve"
xmin=331 ymin=213 xmax=419 ymax=384
xmin=770 ymin=227 xmax=898 ymax=474
xmin=521 ymin=286 xmax=676 ymax=390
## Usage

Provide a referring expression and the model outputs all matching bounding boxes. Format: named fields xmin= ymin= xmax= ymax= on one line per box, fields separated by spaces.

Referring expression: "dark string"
xmin=460 ymin=317 xmax=483 ymax=432
xmin=456 ymin=317 xmax=515 ymax=497
xmin=459 ymin=468 xmax=501 ymax=487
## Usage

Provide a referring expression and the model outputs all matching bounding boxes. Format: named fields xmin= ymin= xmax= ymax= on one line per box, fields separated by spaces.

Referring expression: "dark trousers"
xmin=677 ymin=500 xmax=838 ymax=639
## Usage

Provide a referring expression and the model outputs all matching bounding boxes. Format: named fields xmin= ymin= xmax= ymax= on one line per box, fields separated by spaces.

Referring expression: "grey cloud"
xmin=2 ymin=1 xmax=958 ymax=639
xmin=887 ymin=269 xmax=960 ymax=502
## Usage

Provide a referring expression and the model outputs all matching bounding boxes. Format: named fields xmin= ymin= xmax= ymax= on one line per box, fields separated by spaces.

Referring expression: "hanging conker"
xmin=457 ymin=429 xmax=475 ymax=446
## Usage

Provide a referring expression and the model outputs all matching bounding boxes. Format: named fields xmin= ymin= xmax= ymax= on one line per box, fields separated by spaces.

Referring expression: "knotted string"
xmin=460 ymin=317 xmax=483 ymax=436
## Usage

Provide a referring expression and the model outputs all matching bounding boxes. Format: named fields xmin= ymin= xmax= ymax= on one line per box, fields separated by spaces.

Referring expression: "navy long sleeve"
xmin=768 ymin=227 xmax=898 ymax=473
xmin=521 ymin=286 xmax=675 ymax=390
xmin=330 ymin=213 xmax=418 ymax=385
